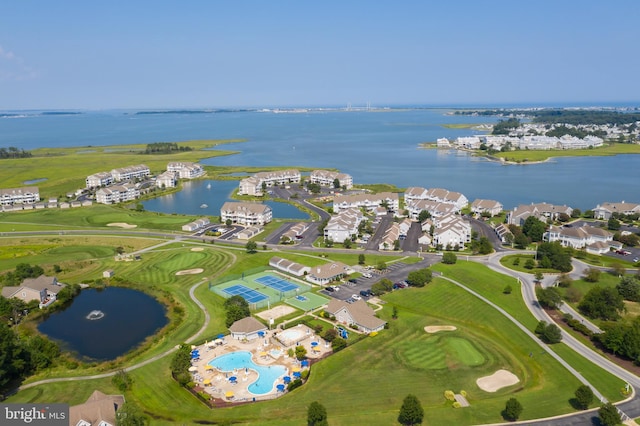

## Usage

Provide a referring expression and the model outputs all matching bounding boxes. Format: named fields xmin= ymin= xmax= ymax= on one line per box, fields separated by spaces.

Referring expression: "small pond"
xmin=38 ymin=287 xmax=168 ymax=361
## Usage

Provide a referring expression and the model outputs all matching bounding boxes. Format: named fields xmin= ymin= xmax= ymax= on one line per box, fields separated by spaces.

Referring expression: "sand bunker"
xmin=256 ymin=305 xmax=296 ymax=321
xmin=107 ymin=222 xmax=138 ymax=229
xmin=175 ymin=268 xmax=204 ymax=276
xmin=424 ymin=325 xmax=457 ymax=333
xmin=476 ymin=369 xmax=520 ymax=392
xmin=190 ymin=247 xmax=204 ymax=252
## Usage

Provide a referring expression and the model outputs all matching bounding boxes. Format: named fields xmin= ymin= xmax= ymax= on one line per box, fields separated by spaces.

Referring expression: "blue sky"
xmin=1 ymin=1 xmax=639 ymax=109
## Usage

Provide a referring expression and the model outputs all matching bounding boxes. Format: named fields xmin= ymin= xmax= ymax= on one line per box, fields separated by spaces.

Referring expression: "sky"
xmin=1 ymin=1 xmax=639 ymax=110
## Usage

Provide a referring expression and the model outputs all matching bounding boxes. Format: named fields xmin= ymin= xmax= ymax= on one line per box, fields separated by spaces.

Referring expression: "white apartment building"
xmin=310 ymin=170 xmax=353 ymax=189
xmin=238 ymin=169 xmax=301 ymax=196
xmin=156 ymin=171 xmax=178 ymax=188
xmin=95 ymin=183 xmax=140 ymax=204
xmin=220 ymin=202 xmax=272 ymax=225
xmin=545 ymin=224 xmax=613 ymax=254
xmin=333 ymin=192 xmax=399 ymax=214
xmin=110 ymin=164 xmax=150 ymax=182
xmin=593 ymin=201 xmax=640 ymax=220
xmin=324 ymin=208 xmax=364 ymax=242
xmin=167 ymin=162 xmax=205 ymax=179
xmin=471 ymin=199 xmax=504 ymax=217
xmin=431 ymin=214 xmax=472 ymax=249
xmin=378 ymin=222 xmax=400 ymax=251
xmin=0 ymin=186 xmax=40 ymax=205
xmin=507 ymin=203 xmax=573 ymax=226
xmin=85 ymin=172 xmax=114 ymax=189
xmin=404 ymin=187 xmax=468 ymax=211
xmin=406 ymin=199 xmax=458 ymax=220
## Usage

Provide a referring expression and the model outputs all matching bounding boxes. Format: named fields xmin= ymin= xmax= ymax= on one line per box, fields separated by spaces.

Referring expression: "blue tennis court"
xmin=223 ymin=285 xmax=268 ymax=303
xmin=255 ymin=275 xmax=299 ymax=292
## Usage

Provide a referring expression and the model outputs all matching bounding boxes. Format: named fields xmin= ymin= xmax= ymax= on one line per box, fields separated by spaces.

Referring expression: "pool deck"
xmin=190 ymin=325 xmax=331 ymax=403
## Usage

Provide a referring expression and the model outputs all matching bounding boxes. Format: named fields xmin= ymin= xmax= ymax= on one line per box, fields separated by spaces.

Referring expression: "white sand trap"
xmin=190 ymin=247 xmax=204 ymax=252
xmin=175 ymin=268 xmax=204 ymax=276
xmin=107 ymin=222 xmax=138 ymax=229
xmin=424 ymin=325 xmax=457 ymax=333
xmin=476 ymin=369 xmax=520 ymax=392
xmin=256 ymin=305 xmax=296 ymax=321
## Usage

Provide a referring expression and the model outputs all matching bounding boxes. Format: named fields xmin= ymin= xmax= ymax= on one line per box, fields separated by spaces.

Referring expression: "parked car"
xmin=348 ymin=278 xmax=358 ymax=283
xmin=360 ymin=289 xmax=373 ymax=297
xmin=325 ymin=286 xmax=335 ymax=292
xmin=634 ymin=257 xmax=639 ymax=263
xmin=352 ymin=294 xmax=362 ymax=301
xmin=362 ymin=273 xmax=372 ymax=278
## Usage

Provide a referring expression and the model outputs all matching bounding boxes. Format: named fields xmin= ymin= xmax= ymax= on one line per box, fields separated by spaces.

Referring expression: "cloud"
xmin=0 ymin=44 xmax=38 ymax=81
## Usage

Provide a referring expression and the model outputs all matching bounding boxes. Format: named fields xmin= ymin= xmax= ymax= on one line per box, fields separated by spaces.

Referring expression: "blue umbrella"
xmin=311 ymin=341 xmax=319 ymax=347
xmin=293 ymin=371 xmax=301 ymax=378
xmin=229 ymin=376 xmax=237 ymax=382
xmin=283 ymin=376 xmax=291 ymax=383
xmin=258 ymin=331 xmax=265 ymax=337
xmin=301 ymin=360 xmax=309 ymax=367
xmin=217 ymin=333 xmax=224 ymax=339
xmin=276 ymin=384 xmax=285 ymax=392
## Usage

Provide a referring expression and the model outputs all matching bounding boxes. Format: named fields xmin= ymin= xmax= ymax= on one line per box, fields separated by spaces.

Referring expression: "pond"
xmin=23 ymin=178 xmax=48 ymax=185
xmin=142 ymin=180 xmax=309 ymax=219
xmin=38 ymin=287 xmax=168 ymax=361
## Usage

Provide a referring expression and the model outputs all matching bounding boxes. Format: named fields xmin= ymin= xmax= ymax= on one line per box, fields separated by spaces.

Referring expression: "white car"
xmin=352 ymin=294 xmax=362 ymax=301
xmin=362 ymin=273 xmax=372 ymax=278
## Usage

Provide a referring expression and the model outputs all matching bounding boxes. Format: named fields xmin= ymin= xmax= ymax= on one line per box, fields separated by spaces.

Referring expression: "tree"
xmin=393 ymin=239 xmax=401 ymax=251
xmin=522 ymin=216 xmax=546 ymax=242
xmin=398 ymin=394 xmax=424 ymax=426
xmin=534 ymin=271 xmax=544 ymax=283
xmin=574 ymin=385 xmax=594 ymax=410
xmin=225 ymin=219 xmax=232 ymax=226
xmin=112 ymin=370 xmax=133 ymax=392
xmin=514 ymin=232 xmax=530 ymax=249
xmin=598 ymin=402 xmax=621 ymax=426
xmin=406 ymin=268 xmax=433 ymax=287
xmin=170 ymin=344 xmax=192 ymax=385
xmin=307 ymin=401 xmax=328 ymax=426
xmin=616 ymin=276 xmax=640 ymax=302
xmin=417 ymin=210 xmax=431 ymax=222
xmin=524 ymin=258 xmax=535 ymax=270
xmin=476 ymin=236 xmax=493 ymax=254
xmin=245 ymin=241 xmax=258 ymax=253
xmin=116 ymin=402 xmax=148 ymax=426
xmin=442 ymin=252 xmax=457 ymax=264
xmin=376 ymin=260 xmax=387 ymax=271
xmin=295 ymin=345 xmax=307 ymax=360
xmin=584 ymin=267 xmax=601 ymax=283
xmin=503 ymin=397 xmax=523 ymax=421
xmin=607 ymin=217 xmax=621 ymax=231
xmin=536 ymin=242 xmax=572 ymax=272
xmin=224 ymin=295 xmax=250 ymax=327
xmin=343 ymin=238 xmax=352 ymax=249
xmin=331 ymin=337 xmax=347 ymax=352
xmin=503 ymin=284 xmax=512 ymax=294
xmin=536 ymin=287 xmax=562 ymax=309
xmin=333 ymin=178 xmax=340 ymax=189
xmin=358 ymin=254 xmax=365 ymax=265
xmin=578 ymin=286 xmax=625 ymax=321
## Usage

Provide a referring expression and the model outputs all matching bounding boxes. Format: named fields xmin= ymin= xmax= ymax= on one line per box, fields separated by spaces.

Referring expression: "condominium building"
xmin=110 ymin=164 xmax=150 ymax=181
xmin=333 ymin=192 xmax=399 ymax=214
xmin=167 ymin=162 xmax=205 ymax=179
xmin=310 ymin=170 xmax=353 ymax=189
xmin=220 ymin=202 xmax=272 ymax=225
xmin=95 ymin=183 xmax=140 ymax=204
xmin=0 ymin=186 xmax=40 ymax=205
xmin=238 ymin=170 xmax=301 ymax=196
xmin=85 ymin=172 xmax=114 ymax=189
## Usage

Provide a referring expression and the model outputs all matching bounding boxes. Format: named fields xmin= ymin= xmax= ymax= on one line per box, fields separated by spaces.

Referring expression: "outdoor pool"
xmin=208 ymin=351 xmax=287 ymax=395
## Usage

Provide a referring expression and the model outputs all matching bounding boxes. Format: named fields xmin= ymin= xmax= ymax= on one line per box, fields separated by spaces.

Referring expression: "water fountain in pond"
xmin=86 ymin=310 xmax=105 ymax=320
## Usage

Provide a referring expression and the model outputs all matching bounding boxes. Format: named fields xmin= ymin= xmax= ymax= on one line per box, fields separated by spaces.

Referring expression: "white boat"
xmin=200 ymin=203 xmax=208 ymax=208
xmin=206 ymin=183 xmax=211 ymax=189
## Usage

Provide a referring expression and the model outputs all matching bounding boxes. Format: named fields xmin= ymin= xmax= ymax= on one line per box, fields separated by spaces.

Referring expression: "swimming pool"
xmin=208 ymin=351 xmax=287 ymax=395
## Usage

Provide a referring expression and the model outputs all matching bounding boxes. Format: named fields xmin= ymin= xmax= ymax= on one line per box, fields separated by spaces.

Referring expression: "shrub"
xmin=444 ymin=390 xmax=455 ymax=401
xmin=452 ymin=402 xmax=461 ymax=408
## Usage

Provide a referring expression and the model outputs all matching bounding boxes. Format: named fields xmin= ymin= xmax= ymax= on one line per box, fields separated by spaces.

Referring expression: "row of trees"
xmin=224 ymin=295 xmax=251 ymax=327
xmin=0 ymin=146 xmax=32 ymax=159
xmin=143 ymin=142 xmax=192 ymax=154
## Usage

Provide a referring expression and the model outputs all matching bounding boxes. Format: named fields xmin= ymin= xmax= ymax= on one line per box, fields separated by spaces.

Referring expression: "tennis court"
xmin=255 ymin=275 xmax=299 ymax=292
xmin=223 ymin=285 xmax=268 ymax=303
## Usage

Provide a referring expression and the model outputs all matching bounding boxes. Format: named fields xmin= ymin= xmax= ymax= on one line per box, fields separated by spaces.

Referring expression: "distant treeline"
xmin=0 ymin=147 xmax=32 ymax=159
xmin=134 ymin=109 xmax=250 ymax=115
xmin=456 ymin=109 xmax=640 ymax=126
xmin=144 ymin=142 xmax=193 ymax=154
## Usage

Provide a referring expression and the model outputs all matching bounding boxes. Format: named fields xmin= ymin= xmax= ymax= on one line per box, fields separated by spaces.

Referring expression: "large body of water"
xmin=38 ymin=287 xmax=167 ymax=361
xmin=1 ymin=108 xmax=638 ymax=210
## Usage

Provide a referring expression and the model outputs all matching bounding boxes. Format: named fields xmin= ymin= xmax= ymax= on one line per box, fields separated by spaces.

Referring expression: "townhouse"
xmin=269 ymin=256 xmax=310 ymax=277
xmin=238 ymin=170 xmax=301 ymax=196
xmin=404 ymin=187 xmax=468 ymax=211
xmin=325 ymin=299 xmax=386 ymax=333
xmin=507 ymin=203 xmax=573 ymax=226
xmin=95 ymin=183 xmax=140 ymax=204
xmin=431 ymin=213 xmax=472 ymax=249
xmin=378 ymin=222 xmax=400 ymax=251
xmin=1 ymin=275 xmax=65 ymax=308
xmin=593 ymin=201 xmax=640 ymax=220
xmin=85 ymin=172 xmax=114 ymax=189
xmin=333 ymin=192 xmax=399 ymax=214
xmin=281 ymin=222 xmax=310 ymax=242
xmin=156 ymin=171 xmax=178 ymax=188
xmin=167 ymin=161 xmax=205 ymax=179
xmin=181 ymin=217 xmax=210 ymax=232
xmin=110 ymin=164 xmax=150 ymax=181
xmin=0 ymin=186 xmax=40 ymax=205
xmin=220 ymin=202 xmax=272 ymax=225
xmin=545 ymin=224 xmax=614 ymax=254
xmin=310 ymin=170 xmax=353 ymax=189
xmin=324 ymin=208 xmax=364 ymax=243
xmin=471 ymin=199 xmax=503 ymax=217
xmin=406 ymin=199 xmax=458 ymax=220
